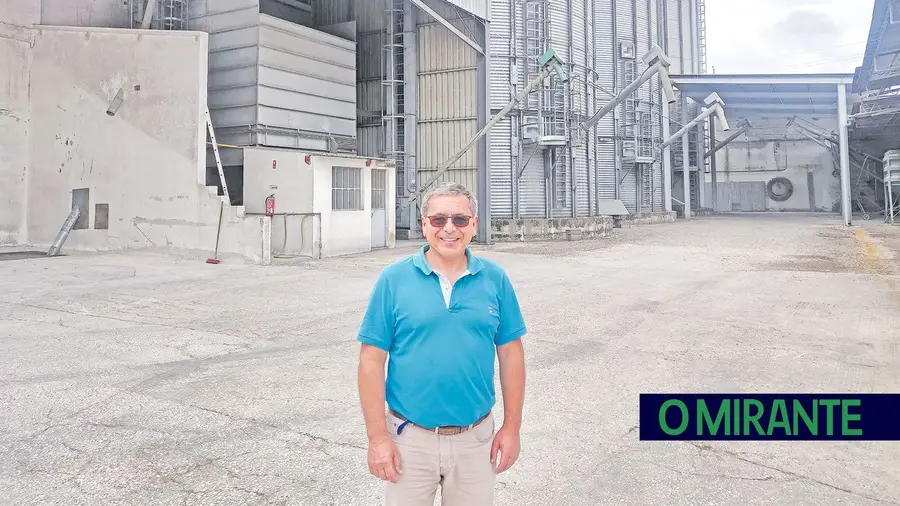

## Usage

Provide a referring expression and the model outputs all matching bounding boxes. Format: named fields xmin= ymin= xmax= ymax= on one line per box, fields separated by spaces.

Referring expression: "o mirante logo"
xmin=639 ymin=394 xmax=900 ymax=441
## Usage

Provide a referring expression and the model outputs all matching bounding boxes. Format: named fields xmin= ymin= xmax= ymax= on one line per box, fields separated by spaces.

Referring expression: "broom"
xmin=206 ymin=200 xmax=224 ymax=264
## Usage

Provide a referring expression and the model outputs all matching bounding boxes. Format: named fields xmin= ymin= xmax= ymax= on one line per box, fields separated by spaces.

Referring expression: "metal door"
xmin=371 ymin=169 xmax=387 ymax=248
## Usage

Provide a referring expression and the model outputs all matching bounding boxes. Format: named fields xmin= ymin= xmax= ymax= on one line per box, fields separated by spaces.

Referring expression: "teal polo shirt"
xmin=357 ymin=245 xmax=527 ymax=428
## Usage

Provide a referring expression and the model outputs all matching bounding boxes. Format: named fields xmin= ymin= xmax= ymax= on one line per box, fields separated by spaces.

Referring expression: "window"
xmin=332 ymin=166 xmax=363 ymax=210
xmin=371 ymin=169 xmax=386 ymax=210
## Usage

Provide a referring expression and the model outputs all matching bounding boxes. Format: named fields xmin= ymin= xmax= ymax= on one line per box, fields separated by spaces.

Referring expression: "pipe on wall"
xmin=585 ymin=0 xmax=593 ymax=216
xmin=612 ymin=0 xmax=620 ymax=201
xmin=568 ymin=0 xmax=576 ymax=218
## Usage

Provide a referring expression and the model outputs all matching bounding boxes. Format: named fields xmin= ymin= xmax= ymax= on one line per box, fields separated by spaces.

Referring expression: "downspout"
xmin=568 ymin=0 xmax=576 ymax=217
xmin=633 ymin=0 xmax=639 ymax=211
xmin=678 ymin=0 xmax=685 ymax=73
xmin=648 ymin=0 xmax=655 ymax=211
xmin=612 ymin=0 xmax=620 ymax=201
xmin=585 ymin=0 xmax=593 ymax=216
xmin=592 ymin=0 xmax=600 ymax=215
xmin=512 ymin=3 xmax=520 ymax=220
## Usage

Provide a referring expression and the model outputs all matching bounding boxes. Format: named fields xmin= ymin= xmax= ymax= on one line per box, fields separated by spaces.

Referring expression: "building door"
xmin=371 ymin=169 xmax=388 ymax=248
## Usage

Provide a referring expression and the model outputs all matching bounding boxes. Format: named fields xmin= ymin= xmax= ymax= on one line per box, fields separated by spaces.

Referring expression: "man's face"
xmin=421 ymin=195 xmax=477 ymax=258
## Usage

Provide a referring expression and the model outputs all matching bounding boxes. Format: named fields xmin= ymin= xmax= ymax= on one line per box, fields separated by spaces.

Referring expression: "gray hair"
xmin=420 ymin=182 xmax=478 ymax=218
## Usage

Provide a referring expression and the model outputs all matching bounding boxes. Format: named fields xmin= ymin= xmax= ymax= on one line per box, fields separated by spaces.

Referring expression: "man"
xmin=357 ymin=182 xmax=528 ymax=506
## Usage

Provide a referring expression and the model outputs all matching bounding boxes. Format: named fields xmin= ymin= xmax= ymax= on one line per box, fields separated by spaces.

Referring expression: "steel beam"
xmin=409 ymin=0 xmax=484 ymax=55
xmin=661 ymin=97 xmax=673 ymax=212
xmin=681 ymin=95 xmax=691 ymax=218
xmin=579 ymin=46 xmax=676 ymax=133
xmin=838 ymin=83 xmax=852 ymax=226
xmin=402 ymin=0 xmax=419 ymax=234
xmin=704 ymin=122 xmax=749 ymax=159
xmin=709 ymin=114 xmax=718 ymax=212
xmin=475 ymin=19 xmax=490 ymax=243
xmin=141 ymin=0 xmax=157 ymax=29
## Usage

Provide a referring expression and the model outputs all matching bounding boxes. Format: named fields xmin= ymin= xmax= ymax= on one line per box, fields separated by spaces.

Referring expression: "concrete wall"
xmin=0 ymin=23 xmax=270 ymax=262
xmin=38 ymin=0 xmax=131 ymax=27
xmin=0 ymin=20 xmax=35 ymax=245
xmin=704 ymin=116 xmax=841 ymax=213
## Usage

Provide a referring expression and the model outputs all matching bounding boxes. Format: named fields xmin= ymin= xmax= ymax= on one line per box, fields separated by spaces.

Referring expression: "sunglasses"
xmin=426 ymin=214 xmax=472 ymax=228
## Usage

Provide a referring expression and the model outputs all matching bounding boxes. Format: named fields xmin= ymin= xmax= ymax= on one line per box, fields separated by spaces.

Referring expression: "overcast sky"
xmin=704 ymin=0 xmax=875 ymax=74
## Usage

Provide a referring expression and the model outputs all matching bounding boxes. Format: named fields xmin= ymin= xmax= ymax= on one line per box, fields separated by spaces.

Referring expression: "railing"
xmin=249 ymin=213 xmax=323 ymax=260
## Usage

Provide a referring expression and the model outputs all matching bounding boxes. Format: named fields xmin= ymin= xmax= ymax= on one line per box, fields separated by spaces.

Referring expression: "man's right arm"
xmin=356 ymin=271 xmax=402 ymax=482
xmin=358 ymin=343 xmax=390 ymax=442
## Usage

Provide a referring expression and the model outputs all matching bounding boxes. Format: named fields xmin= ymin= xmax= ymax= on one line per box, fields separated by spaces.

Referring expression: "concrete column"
xmin=475 ymin=20 xmax=492 ymax=243
xmin=662 ymin=101 xmax=673 ymax=212
xmin=837 ymin=83 xmax=852 ymax=226
xmin=681 ymin=94 xmax=691 ymax=218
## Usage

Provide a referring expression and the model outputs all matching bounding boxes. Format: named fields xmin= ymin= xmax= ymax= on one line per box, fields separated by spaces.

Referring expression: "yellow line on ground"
xmin=854 ymin=229 xmax=887 ymax=276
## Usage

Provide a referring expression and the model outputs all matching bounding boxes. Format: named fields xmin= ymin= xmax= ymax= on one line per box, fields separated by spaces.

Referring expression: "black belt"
xmin=391 ymin=410 xmax=490 ymax=436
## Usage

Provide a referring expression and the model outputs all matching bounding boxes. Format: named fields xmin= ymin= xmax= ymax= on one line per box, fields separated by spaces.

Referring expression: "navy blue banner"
xmin=639 ymin=394 xmax=900 ymax=440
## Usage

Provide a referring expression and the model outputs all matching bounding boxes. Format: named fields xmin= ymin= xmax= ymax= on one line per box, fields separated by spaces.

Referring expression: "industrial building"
xmin=2 ymin=0 xmax=715 ymax=262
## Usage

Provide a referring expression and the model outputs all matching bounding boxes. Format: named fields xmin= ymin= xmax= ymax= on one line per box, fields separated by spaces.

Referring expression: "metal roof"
xmin=443 ymin=0 xmax=488 ymax=21
xmin=669 ymin=74 xmax=855 ymax=117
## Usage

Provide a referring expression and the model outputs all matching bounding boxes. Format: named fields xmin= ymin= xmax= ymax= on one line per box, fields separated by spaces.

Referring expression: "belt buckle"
xmin=436 ymin=425 xmax=465 ymax=436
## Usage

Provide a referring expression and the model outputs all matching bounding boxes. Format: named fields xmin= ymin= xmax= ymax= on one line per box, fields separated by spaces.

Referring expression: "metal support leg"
xmin=838 ymin=84 xmax=852 ymax=226
xmin=709 ymin=113 xmax=717 ymax=213
xmin=662 ymin=100 xmax=672 ymax=212
xmin=475 ymin=20 xmax=491 ymax=243
xmin=681 ymin=95 xmax=691 ymax=218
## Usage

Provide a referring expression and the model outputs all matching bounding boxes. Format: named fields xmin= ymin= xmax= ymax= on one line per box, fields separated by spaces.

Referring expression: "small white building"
xmin=241 ymin=147 xmax=397 ymax=260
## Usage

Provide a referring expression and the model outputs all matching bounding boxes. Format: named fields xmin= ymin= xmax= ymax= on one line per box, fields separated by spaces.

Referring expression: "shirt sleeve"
xmin=357 ymin=270 xmax=395 ymax=351
xmin=495 ymin=272 xmax=527 ymax=346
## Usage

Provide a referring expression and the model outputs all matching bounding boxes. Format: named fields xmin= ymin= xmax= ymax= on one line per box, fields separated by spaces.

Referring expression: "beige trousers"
xmin=384 ymin=410 xmax=497 ymax=506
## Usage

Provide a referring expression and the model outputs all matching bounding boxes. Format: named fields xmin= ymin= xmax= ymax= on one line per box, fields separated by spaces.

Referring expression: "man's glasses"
xmin=426 ymin=214 xmax=472 ymax=228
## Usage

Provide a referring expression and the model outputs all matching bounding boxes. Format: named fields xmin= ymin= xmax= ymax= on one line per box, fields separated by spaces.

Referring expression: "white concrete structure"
xmin=0 ymin=21 xmax=267 ymax=259
xmin=0 ymin=10 xmax=394 ymax=262
xmin=242 ymin=147 xmax=396 ymax=259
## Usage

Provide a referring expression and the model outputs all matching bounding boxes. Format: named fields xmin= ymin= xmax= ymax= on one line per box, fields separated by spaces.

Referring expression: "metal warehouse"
xmin=1 ymin=0 xmax=710 ymax=261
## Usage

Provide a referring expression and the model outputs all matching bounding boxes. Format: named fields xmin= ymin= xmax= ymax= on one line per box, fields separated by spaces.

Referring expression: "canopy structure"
xmin=668 ymin=73 xmax=856 ymax=225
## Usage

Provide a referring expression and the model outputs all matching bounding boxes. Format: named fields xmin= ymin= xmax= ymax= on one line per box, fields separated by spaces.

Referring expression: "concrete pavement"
xmin=1 ymin=213 xmax=899 ymax=505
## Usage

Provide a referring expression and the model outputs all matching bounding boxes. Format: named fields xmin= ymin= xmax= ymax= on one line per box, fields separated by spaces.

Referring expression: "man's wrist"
xmin=367 ymin=427 xmax=391 ymax=443
xmin=502 ymin=415 xmax=522 ymax=432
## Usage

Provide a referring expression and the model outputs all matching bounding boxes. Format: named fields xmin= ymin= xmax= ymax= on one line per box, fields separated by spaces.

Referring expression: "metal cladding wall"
xmin=484 ymin=0 xmax=703 ymax=219
xmin=189 ymin=0 xmax=357 ymax=152
xmin=416 ymin=3 xmax=480 ymax=194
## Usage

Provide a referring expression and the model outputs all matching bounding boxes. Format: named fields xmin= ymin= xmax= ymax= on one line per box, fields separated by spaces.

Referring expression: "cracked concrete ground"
xmin=1 ymin=213 xmax=899 ymax=506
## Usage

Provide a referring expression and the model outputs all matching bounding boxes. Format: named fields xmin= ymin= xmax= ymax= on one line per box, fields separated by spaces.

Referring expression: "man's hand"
xmin=368 ymin=434 xmax=403 ymax=482
xmin=490 ymin=423 xmax=520 ymax=473
xmin=493 ymin=337 xmax=525 ymax=474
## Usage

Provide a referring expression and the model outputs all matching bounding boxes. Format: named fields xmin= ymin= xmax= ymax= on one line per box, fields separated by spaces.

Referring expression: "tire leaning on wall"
xmin=766 ymin=177 xmax=794 ymax=202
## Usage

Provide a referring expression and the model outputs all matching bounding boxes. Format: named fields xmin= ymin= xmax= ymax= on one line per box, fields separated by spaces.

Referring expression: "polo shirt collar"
xmin=413 ymin=244 xmax=484 ymax=276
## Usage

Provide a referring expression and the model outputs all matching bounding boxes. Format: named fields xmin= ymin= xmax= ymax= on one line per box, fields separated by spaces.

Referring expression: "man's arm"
xmin=356 ymin=270 xmax=401 ymax=482
xmin=497 ymin=338 xmax=526 ymax=431
xmin=358 ymin=343 xmax=402 ymax=482
xmin=358 ymin=343 xmax=390 ymax=442
xmin=491 ymin=337 xmax=525 ymax=473
xmin=491 ymin=271 xmax=528 ymax=473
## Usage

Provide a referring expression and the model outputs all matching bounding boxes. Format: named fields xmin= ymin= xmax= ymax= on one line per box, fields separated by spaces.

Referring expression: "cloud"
xmin=769 ymin=10 xmax=841 ymax=50
xmin=704 ymin=0 xmax=873 ymax=74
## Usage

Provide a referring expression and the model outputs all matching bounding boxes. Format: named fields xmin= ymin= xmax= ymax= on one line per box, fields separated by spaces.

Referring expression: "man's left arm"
xmin=491 ymin=272 xmax=528 ymax=474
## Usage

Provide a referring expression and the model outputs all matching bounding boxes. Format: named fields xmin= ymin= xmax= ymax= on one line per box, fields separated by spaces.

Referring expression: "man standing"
xmin=357 ymin=182 xmax=528 ymax=506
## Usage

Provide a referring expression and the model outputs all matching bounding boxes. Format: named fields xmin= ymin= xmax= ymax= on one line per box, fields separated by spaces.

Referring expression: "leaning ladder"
xmin=204 ymin=105 xmax=230 ymax=204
